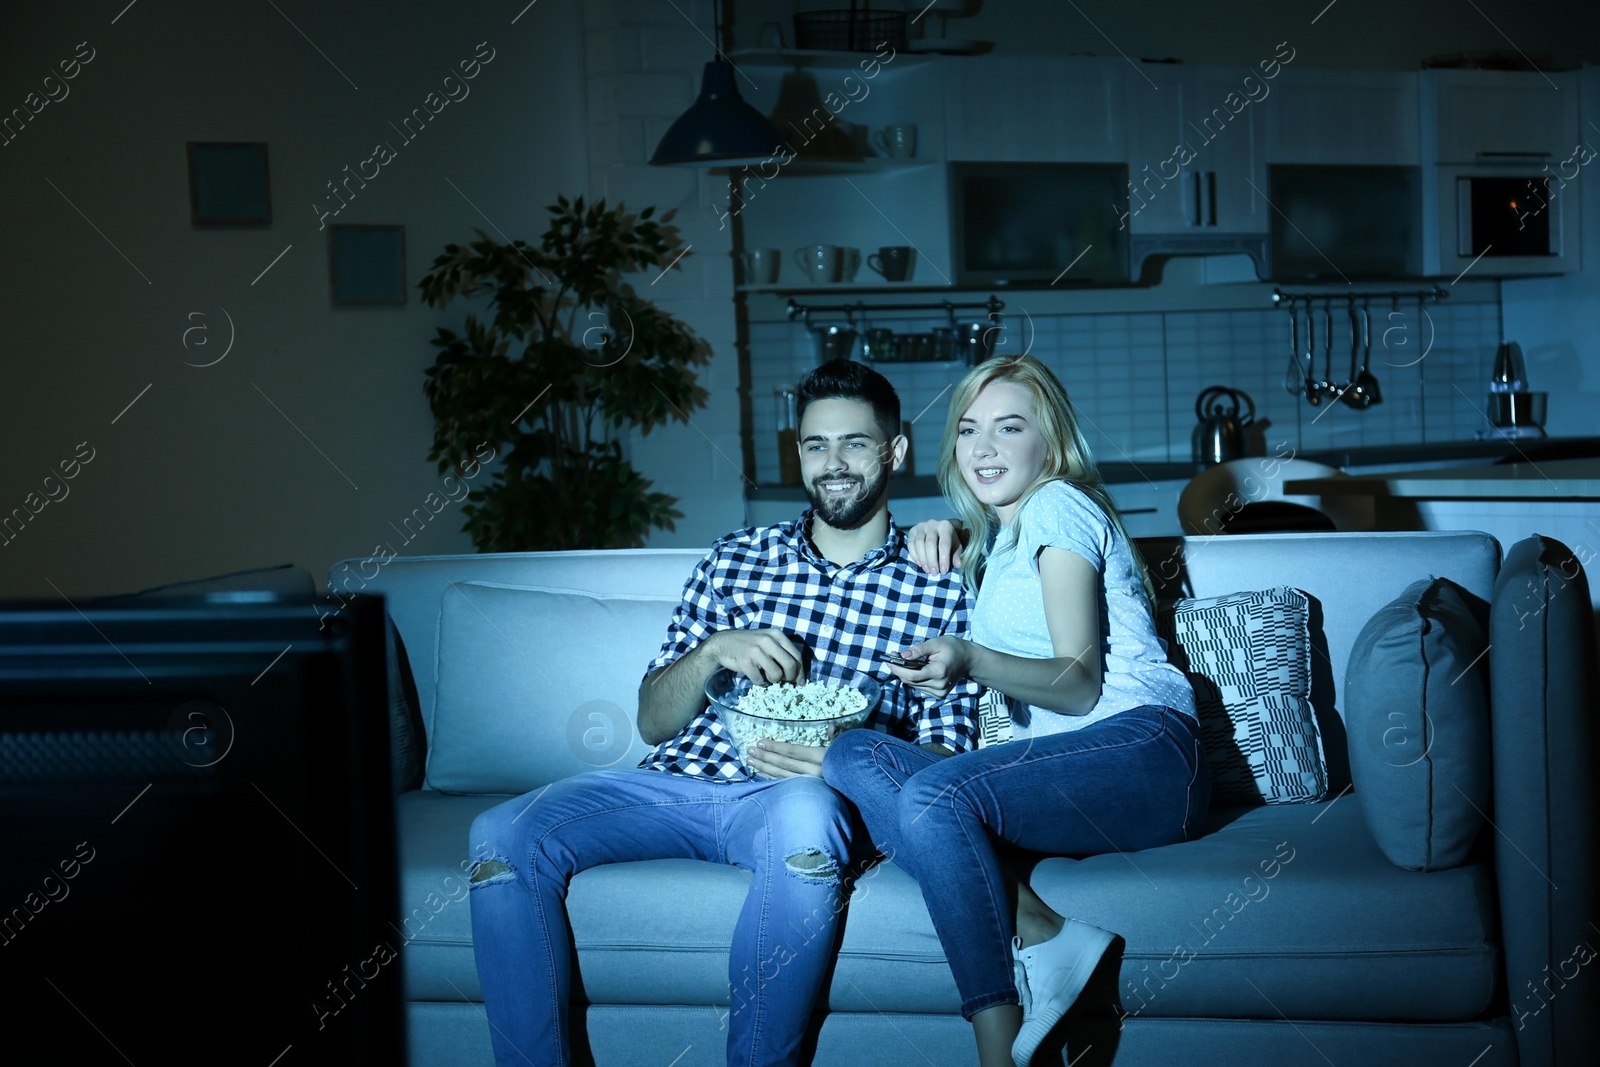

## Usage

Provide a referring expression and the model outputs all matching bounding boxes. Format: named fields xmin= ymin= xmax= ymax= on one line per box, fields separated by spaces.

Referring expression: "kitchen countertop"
xmin=745 ymin=436 xmax=1600 ymax=499
xmin=1284 ymin=457 xmax=1600 ymax=501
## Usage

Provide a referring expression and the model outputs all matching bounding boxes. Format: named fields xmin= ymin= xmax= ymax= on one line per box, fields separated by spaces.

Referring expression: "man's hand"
xmin=707 ymin=628 xmax=806 ymax=684
xmin=638 ymin=628 xmax=806 ymax=745
xmin=907 ymin=519 xmax=966 ymax=576
xmin=884 ymin=635 xmax=973 ymax=700
xmin=746 ymin=738 xmax=826 ymax=778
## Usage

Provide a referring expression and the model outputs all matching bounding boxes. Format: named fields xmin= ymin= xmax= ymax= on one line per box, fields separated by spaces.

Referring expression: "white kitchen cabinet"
xmin=1124 ymin=63 xmax=1268 ymax=236
xmin=1264 ymin=69 xmax=1419 ymax=165
xmin=942 ymin=56 xmax=1127 ymax=162
xmin=1423 ymin=69 xmax=1580 ymax=163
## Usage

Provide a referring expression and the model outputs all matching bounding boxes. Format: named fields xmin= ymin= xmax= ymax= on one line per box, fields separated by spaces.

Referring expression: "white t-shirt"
xmin=969 ymin=479 xmax=1196 ymax=736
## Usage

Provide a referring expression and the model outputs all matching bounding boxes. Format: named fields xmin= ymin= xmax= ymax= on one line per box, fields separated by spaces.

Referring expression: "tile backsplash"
xmin=747 ymin=297 xmax=1504 ymax=485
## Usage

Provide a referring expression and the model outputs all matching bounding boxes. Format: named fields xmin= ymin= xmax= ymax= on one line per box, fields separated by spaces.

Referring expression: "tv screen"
xmin=0 ymin=593 xmax=402 ymax=1064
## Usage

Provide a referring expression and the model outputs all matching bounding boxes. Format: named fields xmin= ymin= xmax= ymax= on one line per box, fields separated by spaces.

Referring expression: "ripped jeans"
xmin=468 ymin=769 xmax=853 ymax=1067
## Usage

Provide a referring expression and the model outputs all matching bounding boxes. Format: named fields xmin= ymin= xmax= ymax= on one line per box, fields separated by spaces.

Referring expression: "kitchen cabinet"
xmin=1124 ymin=63 xmax=1268 ymax=235
xmin=942 ymin=57 xmax=1127 ymax=162
xmin=1423 ymin=69 xmax=1580 ymax=163
xmin=1264 ymin=70 xmax=1419 ymax=165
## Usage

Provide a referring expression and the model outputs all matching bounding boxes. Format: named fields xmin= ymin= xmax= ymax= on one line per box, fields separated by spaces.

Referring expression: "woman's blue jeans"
xmin=467 ymin=768 xmax=852 ymax=1067
xmin=822 ymin=705 xmax=1209 ymax=1019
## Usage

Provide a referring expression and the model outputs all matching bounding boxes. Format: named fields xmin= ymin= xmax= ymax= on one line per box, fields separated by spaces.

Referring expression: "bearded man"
xmin=468 ymin=359 xmax=980 ymax=1067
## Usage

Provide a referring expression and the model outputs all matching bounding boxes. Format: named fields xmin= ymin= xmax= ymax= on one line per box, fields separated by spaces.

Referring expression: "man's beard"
xmin=805 ymin=464 xmax=890 ymax=531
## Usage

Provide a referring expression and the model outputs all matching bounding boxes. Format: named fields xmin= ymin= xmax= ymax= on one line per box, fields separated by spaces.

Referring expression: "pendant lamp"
xmin=649 ymin=4 xmax=785 ymax=166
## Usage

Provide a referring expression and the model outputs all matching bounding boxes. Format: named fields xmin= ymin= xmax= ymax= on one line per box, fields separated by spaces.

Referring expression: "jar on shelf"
xmin=775 ymin=388 xmax=801 ymax=486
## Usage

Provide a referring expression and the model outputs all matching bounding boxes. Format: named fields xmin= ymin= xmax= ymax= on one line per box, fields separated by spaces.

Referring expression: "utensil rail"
xmin=1270 ymin=285 xmax=1450 ymax=307
xmin=786 ymin=295 xmax=1006 ymax=329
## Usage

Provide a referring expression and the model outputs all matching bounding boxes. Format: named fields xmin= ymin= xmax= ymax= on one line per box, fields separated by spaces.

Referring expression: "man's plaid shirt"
xmin=638 ymin=512 xmax=982 ymax=780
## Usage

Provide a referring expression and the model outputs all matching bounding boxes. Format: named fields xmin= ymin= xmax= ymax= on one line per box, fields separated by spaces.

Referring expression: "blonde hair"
xmin=935 ymin=354 xmax=1154 ymax=603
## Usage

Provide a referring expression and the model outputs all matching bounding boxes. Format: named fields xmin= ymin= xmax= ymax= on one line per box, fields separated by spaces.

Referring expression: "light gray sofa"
xmin=334 ymin=529 xmax=1600 ymax=1067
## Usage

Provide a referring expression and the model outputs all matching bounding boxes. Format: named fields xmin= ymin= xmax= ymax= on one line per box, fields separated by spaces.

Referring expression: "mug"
xmin=839 ymin=247 xmax=862 ymax=282
xmin=741 ymin=247 xmax=780 ymax=285
xmin=794 ymin=244 xmax=843 ymax=284
xmin=868 ymin=245 xmax=915 ymax=282
xmin=871 ymin=123 xmax=917 ymax=160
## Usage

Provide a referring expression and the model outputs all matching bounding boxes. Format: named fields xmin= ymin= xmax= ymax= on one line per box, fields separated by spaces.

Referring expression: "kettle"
xmin=1192 ymin=385 xmax=1258 ymax=466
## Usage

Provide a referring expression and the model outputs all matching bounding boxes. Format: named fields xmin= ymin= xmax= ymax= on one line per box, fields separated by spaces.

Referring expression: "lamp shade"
xmin=650 ymin=61 xmax=787 ymax=166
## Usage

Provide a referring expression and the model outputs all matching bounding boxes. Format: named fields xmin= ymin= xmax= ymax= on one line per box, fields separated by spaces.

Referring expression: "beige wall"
xmin=0 ymin=1 xmax=589 ymax=596
xmin=3 ymin=1 xmax=1596 ymax=598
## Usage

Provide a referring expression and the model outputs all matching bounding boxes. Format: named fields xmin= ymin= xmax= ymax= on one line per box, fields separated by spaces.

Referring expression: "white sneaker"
xmin=1010 ymin=920 xmax=1116 ymax=1067
xmin=1011 ymin=936 xmax=1032 ymax=1017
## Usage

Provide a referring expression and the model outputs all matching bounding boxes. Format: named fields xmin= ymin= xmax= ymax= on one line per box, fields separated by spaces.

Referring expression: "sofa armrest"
xmin=1489 ymin=535 xmax=1600 ymax=1064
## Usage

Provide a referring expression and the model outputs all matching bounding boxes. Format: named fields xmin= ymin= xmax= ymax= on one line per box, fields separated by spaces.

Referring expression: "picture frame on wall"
xmin=327 ymin=224 xmax=407 ymax=306
xmin=186 ymin=142 xmax=272 ymax=226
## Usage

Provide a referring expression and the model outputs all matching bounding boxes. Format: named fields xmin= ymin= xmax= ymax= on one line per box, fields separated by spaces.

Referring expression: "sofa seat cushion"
xmin=392 ymin=790 xmax=961 ymax=1010
xmin=396 ymin=791 xmax=1497 ymax=1023
xmin=1030 ymin=798 xmax=1498 ymax=1021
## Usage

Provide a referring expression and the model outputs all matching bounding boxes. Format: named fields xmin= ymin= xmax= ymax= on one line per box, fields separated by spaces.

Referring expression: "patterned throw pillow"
xmin=1157 ymin=587 xmax=1328 ymax=805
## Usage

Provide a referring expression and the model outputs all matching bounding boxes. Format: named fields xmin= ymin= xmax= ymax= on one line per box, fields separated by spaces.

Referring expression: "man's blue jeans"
xmin=822 ymin=706 xmax=1209 ymax=1019
xmin=468 ymin=768 xmax=853 ymax=1067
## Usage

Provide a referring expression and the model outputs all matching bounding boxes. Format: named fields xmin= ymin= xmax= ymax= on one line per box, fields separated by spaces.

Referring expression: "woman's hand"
xmin=907 ymin=519 xmax=967 ymax=575
xmin=885 ymin=635 xmax=974 ymax=699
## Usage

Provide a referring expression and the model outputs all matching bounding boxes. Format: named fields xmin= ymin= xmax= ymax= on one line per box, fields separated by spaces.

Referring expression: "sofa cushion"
xmin=1157 ymin=587 xmax=1328 ymax=804
xmin=394 ymin=791 xmax=1496 ymax=1022
xmin=1345 ymin=578 xmax=1490 ymax=871
xmin=1032 ymin=799 xmax=1498 ymax=1022
xmin=426 ymin=582 xmax=677 ymax=794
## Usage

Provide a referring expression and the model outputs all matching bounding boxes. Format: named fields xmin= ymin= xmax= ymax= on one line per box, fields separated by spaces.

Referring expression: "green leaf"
xmin=416 ymin=195 xmax=712 ymax=551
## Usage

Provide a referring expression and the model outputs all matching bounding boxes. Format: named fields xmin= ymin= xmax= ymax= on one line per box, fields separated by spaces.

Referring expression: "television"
xmin=0 ymin=592 xmax=402 ymax=1064
xmin=950 ymin=161 xmax=1132 ymax=286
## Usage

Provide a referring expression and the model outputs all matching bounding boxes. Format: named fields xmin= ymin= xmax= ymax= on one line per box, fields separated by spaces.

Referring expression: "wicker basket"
xmin=793 ymin=9 xmax=908 ymax=53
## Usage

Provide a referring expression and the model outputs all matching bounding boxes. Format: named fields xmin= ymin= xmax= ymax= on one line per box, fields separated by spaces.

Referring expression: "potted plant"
xmin=418 ymin=197 xmax=712 ymax=551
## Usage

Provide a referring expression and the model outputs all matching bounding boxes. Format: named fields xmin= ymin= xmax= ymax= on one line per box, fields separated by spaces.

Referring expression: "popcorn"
xmin=724 ymin=680 xmax=870 ymax=753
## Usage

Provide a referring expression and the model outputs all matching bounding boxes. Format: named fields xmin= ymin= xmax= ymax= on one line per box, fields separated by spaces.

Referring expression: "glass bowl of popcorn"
xmin=705 ymin=664 xmax=880 ymax=777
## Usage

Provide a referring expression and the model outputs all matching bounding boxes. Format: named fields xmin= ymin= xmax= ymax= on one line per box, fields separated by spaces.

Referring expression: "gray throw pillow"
xmin=1158 ymin=586 xmax=1327 ymax=805
xmin=1345 ymin=577 xmax=1490 ymax=871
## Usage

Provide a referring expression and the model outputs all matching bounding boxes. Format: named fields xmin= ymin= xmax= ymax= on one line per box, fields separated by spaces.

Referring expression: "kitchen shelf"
xmin=728 ymin=48 xmax=937 ymax=70
xmin=767 ymin=158 xmax=941 ymax=175
xmin=738 ymin=282 xmax=955 ymax=294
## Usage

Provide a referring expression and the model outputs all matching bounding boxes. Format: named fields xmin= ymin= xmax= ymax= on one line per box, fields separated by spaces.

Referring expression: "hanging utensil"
xmin=1337 ymin=296 xmax=1361 ymax=407
xmin=1283 ymin=298 xmax=1304 ymax=396
xmin=1304 ymin=296 xmax=1322 ymax=406
xmin=1347 ymin=297 xmax=1382 ymax=408
xmin=1319 ymin=298 xmax=1336 ymax=402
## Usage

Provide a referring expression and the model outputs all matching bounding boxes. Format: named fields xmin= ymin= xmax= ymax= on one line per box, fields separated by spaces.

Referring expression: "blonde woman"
xmin=822 ymin=354 xmax=1208 ymax=1067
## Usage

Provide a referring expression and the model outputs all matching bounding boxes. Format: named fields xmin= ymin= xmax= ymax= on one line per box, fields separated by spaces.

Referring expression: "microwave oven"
xmin=1268 ymin=165 xmax=1423 ymax=281
xmin=1426 ymin=163 xmax=1582 ymax=277
xmin=949 ymin=162 xmax=1131 ymax=286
